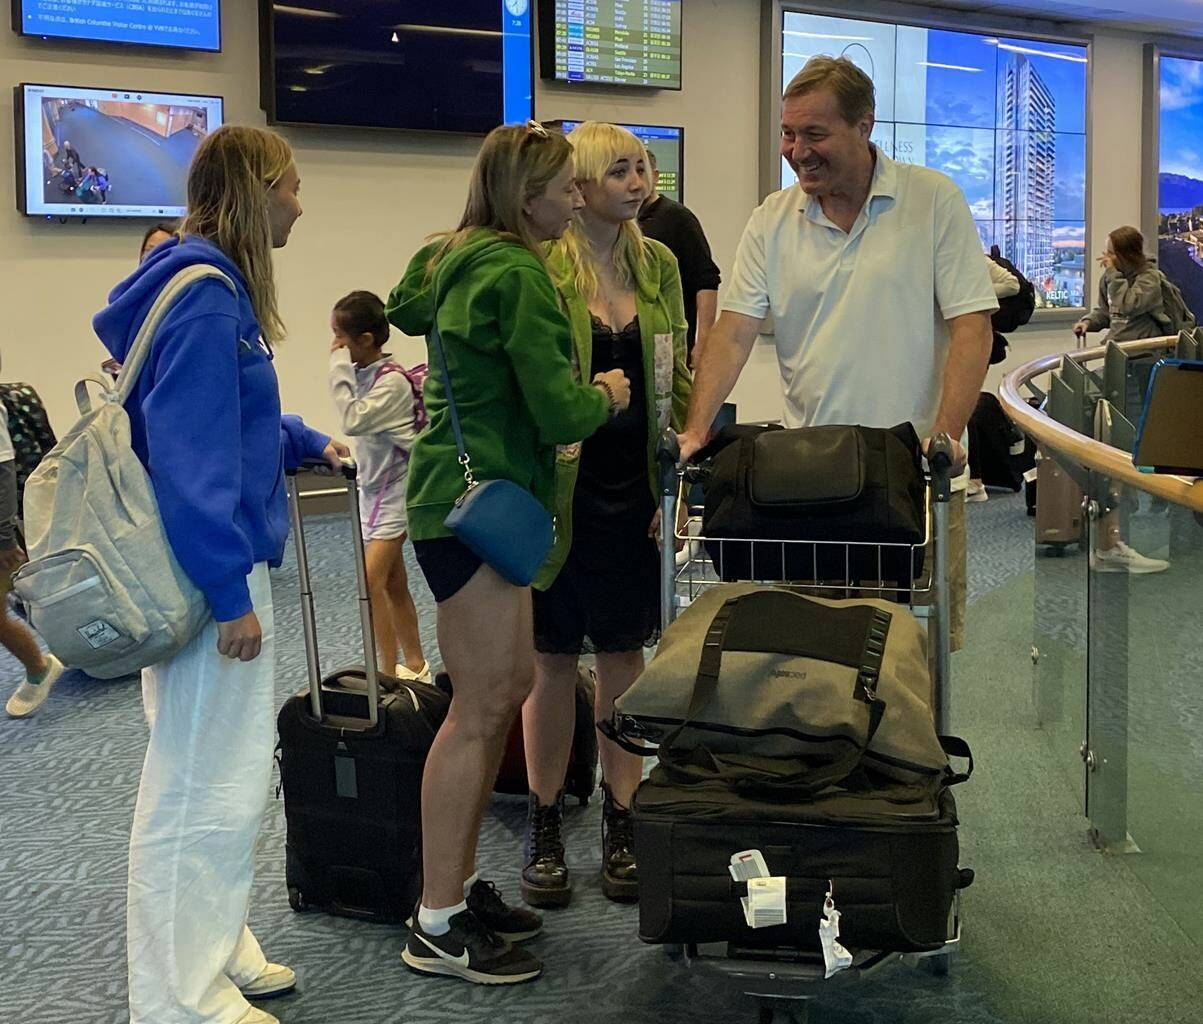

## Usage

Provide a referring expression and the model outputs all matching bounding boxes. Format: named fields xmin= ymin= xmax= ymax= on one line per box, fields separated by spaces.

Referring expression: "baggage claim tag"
xmin=819 ymin=882 xmax=853 ymax=979
xmin=729 ymin=850 xmax=787 ymax=929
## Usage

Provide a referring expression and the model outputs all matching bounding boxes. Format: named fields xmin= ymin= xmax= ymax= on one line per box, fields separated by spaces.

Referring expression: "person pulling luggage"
xmin=521 ymin=121 xmax=691 ymax=909
xmin=96 ymin=125 xmax=347 ymax=1024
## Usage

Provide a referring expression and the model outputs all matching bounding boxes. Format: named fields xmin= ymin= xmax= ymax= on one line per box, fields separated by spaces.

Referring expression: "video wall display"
xmin=540 ymin=0 xmax=681 ymax=89
xmin=1156 ymin=55 xmax=1203 ymax=322
xmin=13 ymin=0 xmax=221 ymax=52
xmin=780 ymin=12 xmax=1088 ymax=309
xmin=552 ymin=120 xmax=683 ymax=201
xmin=16 ymin=83 xmax=224 ymax=218
xmin=262 ymin=1 xmax=533 ymax=133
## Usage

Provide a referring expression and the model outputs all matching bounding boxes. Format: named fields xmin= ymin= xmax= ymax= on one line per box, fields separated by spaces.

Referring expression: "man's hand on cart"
xmin=922 ymin=434 xmax=966 ymax=477
xmin=675 ymin=428 xmax=707 ymax=466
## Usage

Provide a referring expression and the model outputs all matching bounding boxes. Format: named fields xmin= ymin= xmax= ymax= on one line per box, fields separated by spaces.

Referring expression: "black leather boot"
xmin=520 ymin=791 xmax=571 ymax=908
xmin=601 ymin=783 xmax=637 ymax=903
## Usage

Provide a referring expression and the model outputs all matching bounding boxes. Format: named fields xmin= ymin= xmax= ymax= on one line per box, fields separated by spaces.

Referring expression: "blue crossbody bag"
xmin=430 ymin=324 xmax=555 ymax=587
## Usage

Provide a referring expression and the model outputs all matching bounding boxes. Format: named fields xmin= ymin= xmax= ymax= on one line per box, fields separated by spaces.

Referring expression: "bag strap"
xmin=688 ymin=590 xmax=892 ymax=726
xmin=939 ymin=734 xmax=974 ymax=786
xmin=113 ymin=265 xmax=236 ymax=406
xmin=655 ymin=737 xmax=872 ymax=797
xmin=427 ymin=324 xmax=476 ymax=490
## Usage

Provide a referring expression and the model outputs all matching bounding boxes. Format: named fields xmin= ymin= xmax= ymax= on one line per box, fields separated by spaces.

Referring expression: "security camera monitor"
xmin=539 ymin=0 xmax=681 ymax=89
xmin=16 ymin=83 xmax=224 ymax=218
xmin=547 ymin=120 xmax=683 ymax=201
xmin=13 ymin=0 xmax=221 ymax=51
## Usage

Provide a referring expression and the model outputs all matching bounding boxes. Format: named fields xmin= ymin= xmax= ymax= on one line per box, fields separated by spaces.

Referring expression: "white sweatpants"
xmin=128 ymin=564 xmax=275 ymax=1024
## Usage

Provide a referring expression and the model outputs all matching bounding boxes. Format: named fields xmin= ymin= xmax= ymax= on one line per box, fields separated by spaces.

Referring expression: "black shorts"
xmin=412 ymin=537 xmax=483 ymax=604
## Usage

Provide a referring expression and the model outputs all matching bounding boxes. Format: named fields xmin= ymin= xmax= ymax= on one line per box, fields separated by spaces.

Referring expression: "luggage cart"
xmin=653 ymin=430 xmax=961 ymax=1024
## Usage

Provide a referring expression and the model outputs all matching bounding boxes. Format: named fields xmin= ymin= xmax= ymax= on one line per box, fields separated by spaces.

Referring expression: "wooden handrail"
xmin=998 ymin=336 xmax=1203 ymax=513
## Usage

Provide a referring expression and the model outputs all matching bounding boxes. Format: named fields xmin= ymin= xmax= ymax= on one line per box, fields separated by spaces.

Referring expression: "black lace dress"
xmin=533 ymin=315 xmax=660 ymax=654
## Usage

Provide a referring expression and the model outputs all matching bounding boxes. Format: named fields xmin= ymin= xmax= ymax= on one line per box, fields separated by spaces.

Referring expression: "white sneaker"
xmin=966 ymin=480 xmax=988 ymax=503
xmin=238 ymin=962 xmax=296 ymax=1000
xmin=234 ymin=1007 xmax=279 ymax=1024
xmin=5 ymin=654 xmax=65 ymax=718
xmin=395 ymin=660 xmax=433 ymax=684
xmin=1090 ymin=541 xmax=1170 ymax=575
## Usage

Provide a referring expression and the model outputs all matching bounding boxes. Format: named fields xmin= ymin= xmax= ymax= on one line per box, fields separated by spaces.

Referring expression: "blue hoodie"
xmin=93 ymin=236 xmax=329 ymax=622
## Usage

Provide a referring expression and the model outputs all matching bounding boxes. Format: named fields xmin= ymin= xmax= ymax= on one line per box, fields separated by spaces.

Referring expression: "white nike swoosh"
xmin=416 ymin=931 xmax=471 ymax=968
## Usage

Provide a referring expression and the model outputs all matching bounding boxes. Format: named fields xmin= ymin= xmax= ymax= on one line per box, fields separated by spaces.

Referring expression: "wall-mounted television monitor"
xmin=539 ymin=0 xmax=681 ymax=89
xmin=547 ymin=120 xmax=683 ymax=202
xmin=260 ymin=1 xmax=533 ymax=133
xmin=13 ymin=0 xmax=221 ymax=52
xmin=15 ymin=83 xmax=224 ymax=219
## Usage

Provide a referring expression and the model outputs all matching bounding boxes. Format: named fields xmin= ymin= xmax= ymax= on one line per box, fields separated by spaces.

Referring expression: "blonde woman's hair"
xmin=180 ymin=125 xmax=294 ymax=344
xmin=553 ymin=121 xmax=650 ymax=302
xmin=426 ymin=122 xmax=574 ymax=275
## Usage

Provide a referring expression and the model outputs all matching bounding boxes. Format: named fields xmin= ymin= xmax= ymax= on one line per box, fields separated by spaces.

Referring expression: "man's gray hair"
xmin=784 ymin=55 xmax=876 ymax=125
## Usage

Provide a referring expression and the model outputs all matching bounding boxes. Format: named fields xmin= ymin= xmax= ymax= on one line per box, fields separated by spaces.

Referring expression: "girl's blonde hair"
xmin=180 ymin=125 xmax=294 ymax=344
xmin=427 ymin=122 xmax=574 ymax=275
xmin=554 ymin=121 xmax=650 ymax=301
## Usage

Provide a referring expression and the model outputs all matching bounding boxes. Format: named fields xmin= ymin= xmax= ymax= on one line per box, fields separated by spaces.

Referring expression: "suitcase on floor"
xmin=435 ymin=668 xmax=599 ymax=805
xmin=1035 ymin=451 xmax=1084 ymax=551
xmin=633 ymin=763 xmax=973 ymax=954
xmin=276 ymin=462 xmax=449 ymax=923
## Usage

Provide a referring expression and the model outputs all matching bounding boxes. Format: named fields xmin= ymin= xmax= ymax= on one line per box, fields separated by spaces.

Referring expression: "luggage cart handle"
xmin=927 ymin=433 xmax=955 ymax=504
xmin=656 ymin=429 xmax=681 ymax=495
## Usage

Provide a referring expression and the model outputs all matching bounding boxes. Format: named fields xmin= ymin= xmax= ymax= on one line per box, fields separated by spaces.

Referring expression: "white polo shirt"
xmin=723 ymin=149 xmax=998 ymax=439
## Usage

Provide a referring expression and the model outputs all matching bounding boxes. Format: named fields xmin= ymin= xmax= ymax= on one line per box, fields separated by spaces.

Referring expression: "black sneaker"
xmin=402 ymin=909 xmax=542 ymax=985
xmin=467 ymin=878 xmax=544 ymax=941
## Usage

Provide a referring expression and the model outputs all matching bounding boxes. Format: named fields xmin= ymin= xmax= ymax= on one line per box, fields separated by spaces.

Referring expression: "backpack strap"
xmin=113 ymin=265 xmax=236 ymax=406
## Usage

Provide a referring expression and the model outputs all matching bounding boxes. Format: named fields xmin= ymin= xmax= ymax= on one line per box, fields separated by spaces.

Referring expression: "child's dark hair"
xmin=333 ymin=290 xmax=390 ymax=347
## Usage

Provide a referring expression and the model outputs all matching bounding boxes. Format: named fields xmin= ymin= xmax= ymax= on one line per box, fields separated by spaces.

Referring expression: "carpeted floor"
xmin=1 ymin=491 xmax=1199 ymax=1024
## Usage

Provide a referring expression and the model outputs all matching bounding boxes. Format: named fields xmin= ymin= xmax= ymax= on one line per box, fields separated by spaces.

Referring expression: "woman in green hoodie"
xmin=385 ymin=121 xmax=630 ymax=987
xmin=519 ymin=123 xmax=692 ymax=910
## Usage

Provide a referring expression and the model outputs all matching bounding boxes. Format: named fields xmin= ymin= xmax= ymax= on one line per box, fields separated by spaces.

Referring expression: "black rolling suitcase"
xmin=276 ymin=462 xmax=449 ymax=923
xmin=633 ymin=760 xmax=973 ymax=954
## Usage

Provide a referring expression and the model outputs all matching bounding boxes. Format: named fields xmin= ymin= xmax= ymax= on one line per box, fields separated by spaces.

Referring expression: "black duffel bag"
xmin=702 ymin=422 xmax=926 ymax=584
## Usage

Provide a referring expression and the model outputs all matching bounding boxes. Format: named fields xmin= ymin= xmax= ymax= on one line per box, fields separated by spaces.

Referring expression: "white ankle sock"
xmin=417 ymin=900 xmax=467 ymax=936
xmin=462 ymin=872 xmax=480 ymax=898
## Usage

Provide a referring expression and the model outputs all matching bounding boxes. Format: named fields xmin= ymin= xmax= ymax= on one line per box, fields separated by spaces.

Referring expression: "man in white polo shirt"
xmin=678 ymin=55 xmax=997 ymax=650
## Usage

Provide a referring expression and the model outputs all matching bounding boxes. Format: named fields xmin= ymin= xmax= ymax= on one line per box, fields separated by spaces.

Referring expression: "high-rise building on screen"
xmin=996 ymin=53 xmax=1056 ymax=297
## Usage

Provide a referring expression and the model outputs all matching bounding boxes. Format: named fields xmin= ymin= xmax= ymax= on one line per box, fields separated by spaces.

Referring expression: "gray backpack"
xmin=13 ymin=265 xmax=233 ymax=678
xmin=1156 ymin=271 xmax=1197 ymax=334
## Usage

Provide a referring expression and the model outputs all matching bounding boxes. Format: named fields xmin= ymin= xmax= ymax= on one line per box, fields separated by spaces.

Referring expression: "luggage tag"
xmin=729 ymin=850 xmax=787 ymax=929
xmin=819 ymin=881 xmax=853 ymax=979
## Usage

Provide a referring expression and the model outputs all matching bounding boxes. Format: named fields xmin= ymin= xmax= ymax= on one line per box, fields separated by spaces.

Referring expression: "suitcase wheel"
xmin=287 ymin=887 xmax=309 ymax=913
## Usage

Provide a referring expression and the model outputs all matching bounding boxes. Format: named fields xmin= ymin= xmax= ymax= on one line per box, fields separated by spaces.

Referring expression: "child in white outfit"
xmin=328 ymin=291 xmax=429 ymax=682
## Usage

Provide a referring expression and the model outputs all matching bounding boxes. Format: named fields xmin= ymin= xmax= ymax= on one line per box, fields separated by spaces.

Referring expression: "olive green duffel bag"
xmin=612 ymin=584 xmax=949 ymax=785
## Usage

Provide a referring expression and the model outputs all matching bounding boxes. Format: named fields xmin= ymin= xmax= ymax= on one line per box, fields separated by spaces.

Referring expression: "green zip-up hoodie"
xmin=533 ymin=237 xmax=692 ymax=590
xmin=386 ymin=230 xmax=610 ymax=542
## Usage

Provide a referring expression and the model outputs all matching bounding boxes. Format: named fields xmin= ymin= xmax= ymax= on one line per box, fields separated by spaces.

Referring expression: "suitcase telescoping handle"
xmin=285 ymin=458 xmax=381 ymax=728
xmin=656 ymin=429 xmax=681 ymax=632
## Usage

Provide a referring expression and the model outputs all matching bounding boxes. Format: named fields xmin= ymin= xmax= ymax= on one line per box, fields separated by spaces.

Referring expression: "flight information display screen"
xmin=540 ymin=0 xmax=681 ymax=89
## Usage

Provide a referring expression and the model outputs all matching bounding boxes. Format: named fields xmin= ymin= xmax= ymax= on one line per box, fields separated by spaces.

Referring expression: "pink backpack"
xmin=373 ymin=360 xmax=429 ymax=432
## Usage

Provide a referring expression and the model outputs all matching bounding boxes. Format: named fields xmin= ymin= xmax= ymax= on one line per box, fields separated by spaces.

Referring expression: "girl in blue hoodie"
xmin=94 ymin=125 xmax=344 ymax=1024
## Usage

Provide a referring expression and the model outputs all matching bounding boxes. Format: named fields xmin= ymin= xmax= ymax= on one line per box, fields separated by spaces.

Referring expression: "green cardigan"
xmin=534 ymin=238 xmax=692 ymax=589
xmin=386 ymin=231 xmax=610 ymax=542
